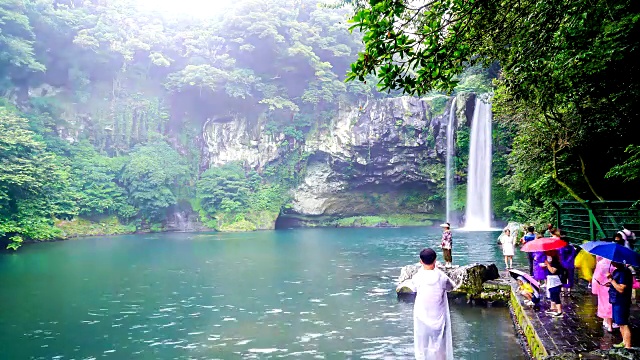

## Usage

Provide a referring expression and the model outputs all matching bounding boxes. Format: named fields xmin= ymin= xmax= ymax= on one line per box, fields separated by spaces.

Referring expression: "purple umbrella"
xmin=509 ymin=268 xmax=540 ymax=292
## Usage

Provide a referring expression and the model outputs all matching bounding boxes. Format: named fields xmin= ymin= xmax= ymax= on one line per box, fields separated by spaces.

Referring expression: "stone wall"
xmin=201 ymin=94 xmax=478 ymax=225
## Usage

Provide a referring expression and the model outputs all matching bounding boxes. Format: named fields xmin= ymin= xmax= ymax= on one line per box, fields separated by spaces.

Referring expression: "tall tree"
xmin=347 ymin=0 xmax=640 ymax=205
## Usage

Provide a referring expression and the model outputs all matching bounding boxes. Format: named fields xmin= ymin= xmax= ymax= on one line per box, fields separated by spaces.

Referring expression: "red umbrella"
xmin=521 ymin=237 xmax=567 ymax=252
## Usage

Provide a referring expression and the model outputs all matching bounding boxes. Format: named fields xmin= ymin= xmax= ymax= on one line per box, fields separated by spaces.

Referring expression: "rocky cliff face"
xmin=202 ymin=93 xmax=478 ymax=227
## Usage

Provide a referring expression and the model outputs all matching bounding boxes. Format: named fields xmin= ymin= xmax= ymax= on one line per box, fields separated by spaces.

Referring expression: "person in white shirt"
xmin=498 ymin=228 xmax=516 ymax=269
xmin=409 ymin=248 xmax=456 ymax=360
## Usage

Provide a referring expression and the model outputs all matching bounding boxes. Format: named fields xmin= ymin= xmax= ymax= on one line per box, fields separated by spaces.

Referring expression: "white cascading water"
xmin=463 ymin=97 xmax=493 ymax=230
xmin=445 ymin=101 xmax=456 ymax=224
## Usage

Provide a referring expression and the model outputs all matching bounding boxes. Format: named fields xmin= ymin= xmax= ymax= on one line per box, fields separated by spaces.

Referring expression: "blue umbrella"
xmin=581 ymin=240 xmax=640 ymax=267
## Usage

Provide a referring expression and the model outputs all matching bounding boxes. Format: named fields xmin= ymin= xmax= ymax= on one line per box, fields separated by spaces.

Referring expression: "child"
xmin=517 ymin=276 xmax=540 ymax=307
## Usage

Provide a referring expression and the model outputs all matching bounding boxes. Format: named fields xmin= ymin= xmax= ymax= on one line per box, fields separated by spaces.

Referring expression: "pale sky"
xmin=134 ymin=0 xmax=235 ymax=18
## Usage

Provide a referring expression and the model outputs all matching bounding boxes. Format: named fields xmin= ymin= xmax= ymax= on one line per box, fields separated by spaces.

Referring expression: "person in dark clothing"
xmin=542 ymin=250 xmax=565 ymax=317
xmin=559 ymin=244 xmax=577 ymax=296
xmin=613 ymin=233 xmax=626 ymax=247
xmin=521 ymin=226 xmax=537 ymax=275
xmin=607 ymin=262 xmax=633 ymax=348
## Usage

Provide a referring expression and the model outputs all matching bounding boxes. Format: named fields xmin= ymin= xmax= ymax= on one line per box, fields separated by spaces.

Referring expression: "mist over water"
xmin=0 ymin=228 xmax=525 ymax=359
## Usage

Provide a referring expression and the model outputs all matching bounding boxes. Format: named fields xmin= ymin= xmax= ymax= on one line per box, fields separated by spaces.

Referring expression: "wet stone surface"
xmin=508 ymin=269 xmax=640 ymax=357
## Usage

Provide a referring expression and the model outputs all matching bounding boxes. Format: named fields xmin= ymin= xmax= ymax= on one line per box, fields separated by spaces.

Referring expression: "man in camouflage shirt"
xmin=440 ymin=223 xmax=453 ymax=268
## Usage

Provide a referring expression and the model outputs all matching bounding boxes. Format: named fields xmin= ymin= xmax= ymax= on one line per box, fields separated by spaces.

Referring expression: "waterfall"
xmin=445 ymin=101 xmax=456 ymax=224
xmin=175 ymin=212 xmax=187 ymax=232
xmin=463 ymin=97 xmax=493 ymax=230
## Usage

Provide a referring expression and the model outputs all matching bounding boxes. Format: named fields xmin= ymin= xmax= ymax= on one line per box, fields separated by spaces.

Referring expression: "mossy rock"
xmin=479 ymin=290 xmax=510 ymax=302
xmin=448 ymin=264 xmax=486 ymax=296
xmin=396 ymin=285 xmax=414 ymax=294
xmin=245 ymin=211 xmax=279 ymax=230
xmin=542 ymin=354 xmax=581 ymax=360
xmin=55 ymin=216 xmax=135 ymax=238
xmin=483 ymin=279 xmax=512 ymax=291
xmin=219 ymin=220 xmax=257 ymax=232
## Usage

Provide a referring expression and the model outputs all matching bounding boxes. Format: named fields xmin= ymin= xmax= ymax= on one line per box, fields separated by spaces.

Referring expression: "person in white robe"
xmin=409 ymin=248 xmax=456 ymax=360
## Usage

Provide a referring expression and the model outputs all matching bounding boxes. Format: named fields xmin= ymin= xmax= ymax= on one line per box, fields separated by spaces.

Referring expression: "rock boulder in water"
xmin=397 ymin=263 xmax=421 ymax=285
xmin=395 ymin=262 xmax=509 ymax=303
xmin=482 ymin=264 xmax=500 ymax=282
xmin=447 ymin=263 xmax=488 ymax=297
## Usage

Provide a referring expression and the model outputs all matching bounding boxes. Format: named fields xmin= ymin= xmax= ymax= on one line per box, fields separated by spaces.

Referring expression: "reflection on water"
xmin=0 ymin=227 xmax=526 ymax=359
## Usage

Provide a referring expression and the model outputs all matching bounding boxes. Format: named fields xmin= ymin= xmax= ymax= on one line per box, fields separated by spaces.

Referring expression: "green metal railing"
xmin=554 ymin=201 xmax=640 ymax=244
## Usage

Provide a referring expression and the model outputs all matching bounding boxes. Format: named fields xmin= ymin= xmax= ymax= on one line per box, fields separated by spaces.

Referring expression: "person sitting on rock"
xmin=517 ymin=276 xmax=539 ymax=308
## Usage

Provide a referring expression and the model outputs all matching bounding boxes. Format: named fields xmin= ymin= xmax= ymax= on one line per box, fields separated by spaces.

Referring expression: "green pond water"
xmin=0 ymin=227 xmax=528 ymax=359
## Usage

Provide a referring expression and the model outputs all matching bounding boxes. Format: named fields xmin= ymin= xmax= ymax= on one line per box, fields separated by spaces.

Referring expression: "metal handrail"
xmin=555 ymin=200 xmax=639 ymax=245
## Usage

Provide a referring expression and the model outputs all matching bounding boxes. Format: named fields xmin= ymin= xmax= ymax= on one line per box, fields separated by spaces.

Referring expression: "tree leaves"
xmin=120 ymin=141 xmax=190 ymax=222
xmin=347 ymin=0 xmax=640 ymax=211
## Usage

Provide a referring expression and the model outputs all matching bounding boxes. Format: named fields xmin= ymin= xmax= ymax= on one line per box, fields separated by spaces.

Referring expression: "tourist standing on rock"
xmin=593 ymin=255 xmax=614 ymax=332
xmin=607 ymin=261 xmax=634 ymax=348
xmin=541 ymin=250 xmax=565 ymax=317
xmin=440 ymin=223 xmax=453 ymax=268
xmin=498 ymin=228 xmax=516 ymax=270
xmin=411 ymin=248 xmax=455 ymax=360
xmin=521 ymin=226 xmax=537 ymax=275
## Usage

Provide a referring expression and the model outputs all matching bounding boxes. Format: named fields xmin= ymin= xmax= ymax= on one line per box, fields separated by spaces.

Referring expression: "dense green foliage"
xmin=7 ymin=0 xmax=631 ymax=248
xmin=348 ymin=0 xmax=640 ymax=226
xmin=0 ymin=104 xmax=66 ymax=249
xmin=0 ymin=0 xmax=387 ymax=248
xmin=195 ymin=162 xmax=288 ymax=230
xmin=121 ymin=141 xmax=190 ymax=223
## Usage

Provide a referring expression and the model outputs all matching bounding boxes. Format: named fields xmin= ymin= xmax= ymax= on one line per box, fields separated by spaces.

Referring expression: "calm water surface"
xmin=0 ymin=227 xmax=527 ymax=359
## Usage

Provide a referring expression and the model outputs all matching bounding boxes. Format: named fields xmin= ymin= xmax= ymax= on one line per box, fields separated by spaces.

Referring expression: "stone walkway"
xmin=509 ymin=269 xmax=640 ymax=357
